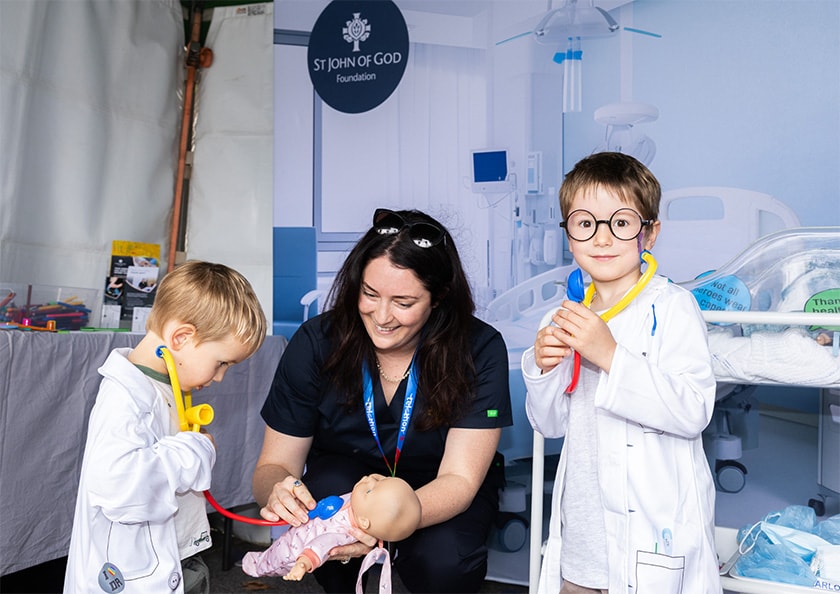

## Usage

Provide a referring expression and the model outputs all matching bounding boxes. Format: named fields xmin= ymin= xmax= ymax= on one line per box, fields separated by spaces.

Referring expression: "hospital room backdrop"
xmin=0 ymin=0 xmax=838 ymax=588
xmin=274 ymin=0 xmax=839 ymax=411
xmin=2 ymin=0 xmax=838 ymax=328
xmin=275 ymin=0 xmax=839 ymax=293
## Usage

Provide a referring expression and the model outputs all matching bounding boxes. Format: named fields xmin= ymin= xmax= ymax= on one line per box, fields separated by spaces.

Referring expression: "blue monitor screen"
xmin=472 ymin=150 xmax=508 ymax=182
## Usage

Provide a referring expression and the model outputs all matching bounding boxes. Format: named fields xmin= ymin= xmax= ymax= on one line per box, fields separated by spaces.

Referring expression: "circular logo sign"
xmin=308 ymin=1 xmax=409 ymax=114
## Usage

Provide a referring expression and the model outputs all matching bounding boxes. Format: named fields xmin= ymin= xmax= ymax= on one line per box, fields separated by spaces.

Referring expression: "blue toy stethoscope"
xmin=155 ymin=345 xmax=342 ymax=526
xmin=554 ymin=250 xmax=658 ymax=393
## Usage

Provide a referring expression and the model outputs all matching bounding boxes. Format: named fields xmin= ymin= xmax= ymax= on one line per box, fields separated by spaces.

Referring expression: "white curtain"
xmin=395 ymin=43 xmax=493 ymax=297
xmin=186 ymin=2 xmax=274 ymax=317
xmin=0 ymin=0 xmax=274 ymax=324
xmin=0 ymin=0 xmax=183 ymax=294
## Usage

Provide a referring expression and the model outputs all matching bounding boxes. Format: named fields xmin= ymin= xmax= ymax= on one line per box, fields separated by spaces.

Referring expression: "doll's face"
xmin=350 ymin=474 xmax=390 ymax=514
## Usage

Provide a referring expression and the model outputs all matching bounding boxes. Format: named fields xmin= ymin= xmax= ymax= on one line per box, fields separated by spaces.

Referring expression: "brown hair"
xmin=559 ymin=152 xmax=661 ymax=222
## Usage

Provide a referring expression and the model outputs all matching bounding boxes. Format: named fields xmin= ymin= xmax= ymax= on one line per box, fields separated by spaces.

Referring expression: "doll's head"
xmin=349 ymin=474 xmax=421 ymax=542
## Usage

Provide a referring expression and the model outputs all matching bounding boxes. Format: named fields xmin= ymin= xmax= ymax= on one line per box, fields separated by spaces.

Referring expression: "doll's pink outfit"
xmin=241 ymin=494 xmax=355 ymax=577
xmin=241 ymin=493 xmax=392 ymax=594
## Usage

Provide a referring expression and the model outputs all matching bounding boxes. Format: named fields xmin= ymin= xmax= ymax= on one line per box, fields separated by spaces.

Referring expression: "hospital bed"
xmin=486 ymin=225 xmax=840 ymax=593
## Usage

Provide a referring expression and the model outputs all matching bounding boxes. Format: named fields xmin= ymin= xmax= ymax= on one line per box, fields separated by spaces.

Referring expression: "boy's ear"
xmin=168 ymin=323 xmax=197 ymax=351
xmin=644 ymin=220 xmax=661 ymax=251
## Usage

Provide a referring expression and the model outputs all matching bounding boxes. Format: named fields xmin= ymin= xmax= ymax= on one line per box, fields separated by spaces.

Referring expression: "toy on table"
xmin=0 ymin=291 xmax=91 ymax=331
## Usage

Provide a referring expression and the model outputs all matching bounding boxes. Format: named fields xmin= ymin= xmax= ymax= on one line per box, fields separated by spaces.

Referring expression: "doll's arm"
xmin=283 ymin=556 xmax=312 ymax=581
xmin=285 ymin=531 xmax=356 ymax=579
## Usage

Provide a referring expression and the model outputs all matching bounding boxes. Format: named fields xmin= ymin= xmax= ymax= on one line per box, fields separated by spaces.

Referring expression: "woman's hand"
xmin=328 ymin=525 xmax=379 ymax=562
xmin=259 ymin=476 xmax=316 ymax=527
xmin=252 ymin=428 xmax=313 ymax=524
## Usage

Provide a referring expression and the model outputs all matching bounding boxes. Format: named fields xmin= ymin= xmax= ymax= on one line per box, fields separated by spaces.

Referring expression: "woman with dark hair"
xmin=253 ymin=208 xmax=512 ymax=593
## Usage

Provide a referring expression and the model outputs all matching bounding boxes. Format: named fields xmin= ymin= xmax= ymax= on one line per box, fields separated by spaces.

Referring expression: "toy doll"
xmin=242 ymin=474 xmax=420 ymax=589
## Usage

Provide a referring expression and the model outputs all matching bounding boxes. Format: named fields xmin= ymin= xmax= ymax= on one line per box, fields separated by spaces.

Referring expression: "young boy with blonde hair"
xmin=64 ymin=261 xmax=267 ymax=594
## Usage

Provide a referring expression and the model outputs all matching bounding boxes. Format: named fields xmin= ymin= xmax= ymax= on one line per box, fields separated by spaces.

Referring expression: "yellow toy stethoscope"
xmin=155 ymin=345 xmax=215 ymax=432
xmin=155 ymin=345 xmax=343 ymax=526
xmin=555 ymin=249 xmax=658 ymax=393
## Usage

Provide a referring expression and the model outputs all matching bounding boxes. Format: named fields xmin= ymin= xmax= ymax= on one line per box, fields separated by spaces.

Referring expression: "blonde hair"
xmin=146 ymin=260 xmax=267 ymax=356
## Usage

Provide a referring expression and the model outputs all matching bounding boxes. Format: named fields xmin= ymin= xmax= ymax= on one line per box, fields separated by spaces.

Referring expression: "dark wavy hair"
xmin=321 ymin=209 xmax=476 ymax=430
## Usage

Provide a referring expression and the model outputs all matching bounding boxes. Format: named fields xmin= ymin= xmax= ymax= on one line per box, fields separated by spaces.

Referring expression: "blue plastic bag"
xmin=733 ymin=505 xmax=823 ymax=586
xmin=733 ymin=531 xmax=817 ymax=586
xmin=816 ymin=515 xmax=840 ymax=545
xmin=774 ymin=505 xmax=818 ymax=533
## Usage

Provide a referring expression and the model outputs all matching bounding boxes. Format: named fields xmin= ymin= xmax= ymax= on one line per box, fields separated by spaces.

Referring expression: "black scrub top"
xmin=261 ymin=313 xmax=512 ymax=489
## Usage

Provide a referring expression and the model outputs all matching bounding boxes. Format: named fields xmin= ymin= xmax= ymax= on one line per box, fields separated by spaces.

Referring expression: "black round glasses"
xmin=559 ymin=208 xmax=653 ymax=242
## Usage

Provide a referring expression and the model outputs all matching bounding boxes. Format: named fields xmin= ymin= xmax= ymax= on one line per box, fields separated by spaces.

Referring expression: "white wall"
xmin=274 ymin=1 xmax=518 ymax=311
xmin=562 ymin=0 xmax=840 ymax=227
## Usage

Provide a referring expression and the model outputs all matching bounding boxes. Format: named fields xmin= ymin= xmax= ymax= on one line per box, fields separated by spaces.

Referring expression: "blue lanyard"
xmin=362 ymin=357 xmax=417 ymax=476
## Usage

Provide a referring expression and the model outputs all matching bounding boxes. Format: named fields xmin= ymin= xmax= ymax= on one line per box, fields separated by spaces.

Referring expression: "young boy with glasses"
xmin=523 ymin=152 xmax=722 ymax=594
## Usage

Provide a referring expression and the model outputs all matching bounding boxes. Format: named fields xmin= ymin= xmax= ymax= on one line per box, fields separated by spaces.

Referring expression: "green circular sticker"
xmin=805 ymin=288 xmax=840 ymax=332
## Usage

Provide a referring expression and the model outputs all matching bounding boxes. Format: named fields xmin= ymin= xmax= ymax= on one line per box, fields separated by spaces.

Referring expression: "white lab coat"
xmin=523 ymin=276 xmax=722 ymax=594
xmin=64 ymin=348 xmax=216 ymax=594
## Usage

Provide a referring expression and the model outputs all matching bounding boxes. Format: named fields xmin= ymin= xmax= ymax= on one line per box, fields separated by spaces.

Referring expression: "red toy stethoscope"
xmin=155 ymin=345 xmax=342 ymax=526
xmin=550 ymin=250 xmax=658 ymax=393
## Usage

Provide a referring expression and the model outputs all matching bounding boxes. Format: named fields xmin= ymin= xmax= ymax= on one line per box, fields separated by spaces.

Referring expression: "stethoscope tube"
xmin=155 ymin=346 xmax=341 ymax=526
xmin=563 ymin=250 xmax=658 ymax=393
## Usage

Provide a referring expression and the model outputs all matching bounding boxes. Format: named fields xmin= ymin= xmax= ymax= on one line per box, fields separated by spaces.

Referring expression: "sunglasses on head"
xmin=372 ymin=209 xmax=445 ymax=248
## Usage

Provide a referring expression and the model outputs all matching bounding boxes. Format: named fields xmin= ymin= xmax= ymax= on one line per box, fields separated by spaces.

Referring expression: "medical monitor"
xmin=471 ymin=149 xmax=515 ymax=193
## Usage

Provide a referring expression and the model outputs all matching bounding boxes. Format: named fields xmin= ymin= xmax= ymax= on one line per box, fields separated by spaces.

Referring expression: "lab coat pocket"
xmin=107 ymin=521 xmax=160 ymax=579
xmin=634 ymin=550 xmax=684 ymax=594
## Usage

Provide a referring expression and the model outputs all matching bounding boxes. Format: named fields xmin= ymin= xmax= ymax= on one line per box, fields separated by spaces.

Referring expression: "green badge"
xmin=486 ymin=409 xmax=498 ymax=418
xmin=805 ymin=289 xmax=840 ymax=332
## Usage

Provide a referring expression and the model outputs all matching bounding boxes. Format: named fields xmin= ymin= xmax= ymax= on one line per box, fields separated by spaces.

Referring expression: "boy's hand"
xmin=534 ymin=304 xmax=574 ymax=373
xmin=551 ymin=301 xmax=617 ymax=372
xmin=199 ymin=428 xmax=216 ymax=450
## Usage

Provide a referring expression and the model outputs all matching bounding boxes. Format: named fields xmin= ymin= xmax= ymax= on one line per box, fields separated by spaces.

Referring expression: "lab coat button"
xmin=168 ymin=571 xmax=181 ymax=590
